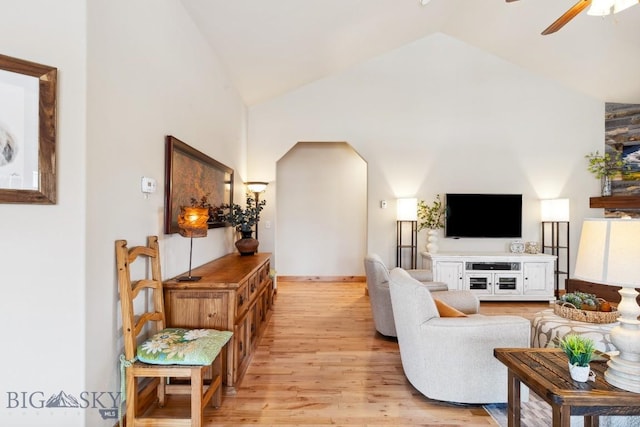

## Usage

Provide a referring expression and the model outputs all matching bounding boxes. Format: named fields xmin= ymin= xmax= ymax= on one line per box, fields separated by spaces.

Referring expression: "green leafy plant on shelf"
xmin=559 ymin=334 xmax=595 ymax=367
xmin=417 ymin=195 xmax=444 ymax=231
xmin=585 ymin=150 xmax=627 ymax=178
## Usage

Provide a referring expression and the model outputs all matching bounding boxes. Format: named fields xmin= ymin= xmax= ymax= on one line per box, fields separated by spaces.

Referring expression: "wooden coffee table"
xmin=494 ymin=348 xmax=640 ymax=427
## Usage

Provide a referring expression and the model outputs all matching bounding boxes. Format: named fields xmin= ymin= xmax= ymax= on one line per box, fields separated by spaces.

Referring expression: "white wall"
xmin=0 ymin=1 xmax=247 ymax=426
xmin=276 ymin=142 xmax=367 ymax=276
xmin=0 ymin=1 xmax=87 ymax=426
xmin=249 ymin=33 xmax=604 ymax=274
xmin=84 ymin=1 xmax=248 ymax=426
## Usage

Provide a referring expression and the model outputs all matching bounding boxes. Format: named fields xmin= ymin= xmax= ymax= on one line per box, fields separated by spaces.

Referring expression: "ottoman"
xmin=531 ymin=309 xmax=618 ymax=353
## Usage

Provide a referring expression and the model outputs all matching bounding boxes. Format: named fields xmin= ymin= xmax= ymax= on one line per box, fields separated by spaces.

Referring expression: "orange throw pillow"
xmin=434 ymin=299 xmax=467 ymax=317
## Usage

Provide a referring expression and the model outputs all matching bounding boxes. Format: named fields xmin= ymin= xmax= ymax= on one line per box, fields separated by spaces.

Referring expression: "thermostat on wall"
xmin=141 ymin=176 xmax=157 ymax=194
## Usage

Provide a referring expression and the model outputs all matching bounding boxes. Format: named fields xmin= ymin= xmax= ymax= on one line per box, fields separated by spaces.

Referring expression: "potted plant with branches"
xmin=222 ymin=194 xmax=266 ymax=255
xmin=585 ymin=150 xmax=627 ymax=196
xmin=417 ymin=195 xmax=445 ymax=254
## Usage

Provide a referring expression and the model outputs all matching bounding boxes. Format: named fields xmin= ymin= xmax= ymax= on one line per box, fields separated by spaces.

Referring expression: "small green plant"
xmin=585 ymin=150 xmax=627 ymax=178
xmin=559 ymin=334 xmax=595 ymax=367
xmin=417 ymin=195 xmax=444 ymax=231
xmin=559 ymin=291 xmax=597 ymax=309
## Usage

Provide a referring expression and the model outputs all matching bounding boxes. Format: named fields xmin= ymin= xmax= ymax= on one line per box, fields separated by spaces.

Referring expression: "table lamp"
xmin=177 ymin=206 xmax=209 ymax=282
xmin=573 ymin=218 xmax=640 ymax=393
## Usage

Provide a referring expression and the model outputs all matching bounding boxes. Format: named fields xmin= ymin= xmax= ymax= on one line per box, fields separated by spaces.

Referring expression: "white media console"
xmin=421 ymin=252 xmax=556 ymax=302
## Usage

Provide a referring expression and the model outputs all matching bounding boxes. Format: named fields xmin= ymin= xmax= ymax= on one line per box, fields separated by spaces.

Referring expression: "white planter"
xmin=427 ymin=229 xmax=439 ymax=254
xmin=601 ymin=176 xmax=612 ymax=196
xmin=568 ymin=362 xmax=593 ymax=382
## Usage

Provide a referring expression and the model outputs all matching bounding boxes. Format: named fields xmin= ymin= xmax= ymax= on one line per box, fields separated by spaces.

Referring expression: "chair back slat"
xmin=133 ymin=312 xmax=165 ymax=337
xmin=116 ymin=236 xmax=167 ymax=361
xmin=130 ymin=279 xmax=163 ymax=299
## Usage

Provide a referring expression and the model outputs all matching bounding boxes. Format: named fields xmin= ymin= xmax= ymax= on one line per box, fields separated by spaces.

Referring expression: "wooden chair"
xmin=116 ymin=236 xmax=232 ymax=427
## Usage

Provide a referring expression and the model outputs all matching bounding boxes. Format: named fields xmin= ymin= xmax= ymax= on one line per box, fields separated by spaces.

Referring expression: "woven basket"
xmin=553 ymin=301 xmax=619 ymax=324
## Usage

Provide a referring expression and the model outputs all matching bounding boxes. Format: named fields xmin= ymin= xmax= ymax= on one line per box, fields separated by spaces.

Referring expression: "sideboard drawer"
xmin=236 ymin=283 xmax=249 ymax=320
xmin=165 ymin=290 xmax=229 ymax=330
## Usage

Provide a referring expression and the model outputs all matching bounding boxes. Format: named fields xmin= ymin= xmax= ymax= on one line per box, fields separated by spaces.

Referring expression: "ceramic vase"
xmin=427 ymin=229 xmax=439 ymax=254
xmin=568 ymin=362 xmax=591 ymax=382
xmin=601 ymin=176 xmax=612 ymax=196
xmin=235 ymin=229 xmax=259 ymax=256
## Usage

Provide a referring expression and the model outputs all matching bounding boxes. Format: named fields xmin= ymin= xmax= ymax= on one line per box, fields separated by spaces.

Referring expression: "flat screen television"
xmin=445 ymin=193 xmax=522 ymax=238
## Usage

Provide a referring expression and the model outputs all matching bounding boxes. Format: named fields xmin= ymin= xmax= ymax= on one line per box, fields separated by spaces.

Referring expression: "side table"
xmin=494 ymin=348 xmax=640 ymax=427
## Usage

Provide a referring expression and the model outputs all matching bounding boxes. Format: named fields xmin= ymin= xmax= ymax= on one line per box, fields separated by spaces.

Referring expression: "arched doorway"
xmin=276 ymin=142 xmax=367 ymax=278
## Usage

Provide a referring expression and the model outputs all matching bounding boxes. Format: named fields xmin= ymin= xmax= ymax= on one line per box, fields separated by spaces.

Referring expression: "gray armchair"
xmin=364 ymin=253 xmax=455 ymax=337
xmin=388 ymin=267 xmax=530 ymax=404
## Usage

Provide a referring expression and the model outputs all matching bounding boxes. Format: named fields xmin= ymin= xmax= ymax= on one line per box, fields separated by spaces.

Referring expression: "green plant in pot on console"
xmin=418 ymin=194 xmax=445 ymax=254
xmin=417 ymin=194 xmax=444 ymax=231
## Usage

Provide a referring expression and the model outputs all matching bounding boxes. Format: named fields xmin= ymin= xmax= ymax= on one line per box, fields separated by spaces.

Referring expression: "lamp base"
xmin=604 ymin=287 xmax=640 ymax=393
xmin=177 ymin=275 xmax=201 ymax=282
xmin=605 ymin=356 xmax=640 ymax=393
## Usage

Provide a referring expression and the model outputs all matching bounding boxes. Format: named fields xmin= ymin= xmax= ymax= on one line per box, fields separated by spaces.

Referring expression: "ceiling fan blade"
xmin=541 ymin=0 xmax=592 ymax=35
xmin=505 ymin=0 xmax=520 ymax=2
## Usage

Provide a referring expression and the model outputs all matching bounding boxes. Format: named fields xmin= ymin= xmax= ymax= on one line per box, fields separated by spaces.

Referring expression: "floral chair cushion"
xmin=137 ymin=328 xmax=233 ymax=365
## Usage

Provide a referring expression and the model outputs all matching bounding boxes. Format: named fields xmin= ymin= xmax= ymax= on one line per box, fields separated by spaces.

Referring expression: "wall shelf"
xmin=590 ymin=196 xmax=640 ymax=209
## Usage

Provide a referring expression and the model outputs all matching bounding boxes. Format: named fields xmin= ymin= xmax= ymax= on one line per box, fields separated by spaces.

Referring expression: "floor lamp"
xmin=573 ymin=218 xmax=640 ymax=393
xmin=396 ymin=198 xmax=418 ymax=269
xmin=246 ymin=181 xmax=268 ymax=240
xmin=540 ymin=198 xmax=570 ymax=298
xmin=177 ymin=206 xmax=209 ymax=282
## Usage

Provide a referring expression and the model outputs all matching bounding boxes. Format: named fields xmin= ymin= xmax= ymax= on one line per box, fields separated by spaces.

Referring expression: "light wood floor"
xmin=165 ymin=281 xmax=550 ymax=426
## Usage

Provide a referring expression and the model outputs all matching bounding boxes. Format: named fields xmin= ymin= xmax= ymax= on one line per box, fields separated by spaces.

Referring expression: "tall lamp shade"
xmin=541 ymin=198 xmax=570 ymax=222
xmin=397 ymin=198 xmax=418 ymax=221
xmin=573 ymin=218 xmax=640 ymax=393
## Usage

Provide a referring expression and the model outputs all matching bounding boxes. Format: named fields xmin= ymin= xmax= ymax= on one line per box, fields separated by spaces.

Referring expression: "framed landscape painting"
xmin=164 ymin=135 xmax=234 ymax=234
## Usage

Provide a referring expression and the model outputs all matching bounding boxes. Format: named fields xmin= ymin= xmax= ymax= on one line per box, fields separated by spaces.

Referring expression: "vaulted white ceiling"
xmin=182 ymin=0 xmax=640 ymax=106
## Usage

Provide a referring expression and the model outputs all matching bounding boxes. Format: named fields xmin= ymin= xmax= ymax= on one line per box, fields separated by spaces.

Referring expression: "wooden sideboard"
xmin=163 ymin=252 xmax=274 ymax=394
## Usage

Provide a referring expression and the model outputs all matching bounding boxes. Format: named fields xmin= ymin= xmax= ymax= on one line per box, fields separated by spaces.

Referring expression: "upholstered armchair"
xmin=364 ymin=253 xmax=466 ymax=337
xmin=388 ymin=267 xmax=530 ymax=404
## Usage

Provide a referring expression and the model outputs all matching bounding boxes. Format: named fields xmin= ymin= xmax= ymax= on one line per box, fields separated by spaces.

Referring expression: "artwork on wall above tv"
xmin=604 ymin=102 xmax=640 ymax=218
xmin=164 ymin=135 xmax=234 ymax=234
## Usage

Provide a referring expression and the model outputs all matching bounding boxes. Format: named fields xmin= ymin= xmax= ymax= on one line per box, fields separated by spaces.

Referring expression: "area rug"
xmin=483 ymin=391 xmax=550 ymax=427
xmin=484 ymin=393 xmax=640 ymax=427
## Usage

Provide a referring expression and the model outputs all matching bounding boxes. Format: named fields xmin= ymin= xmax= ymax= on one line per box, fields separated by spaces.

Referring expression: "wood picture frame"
xmin=0 ymin=54 xmax=57 ymax=204
xmin=164 ymin=135 xmax=234 ymax=234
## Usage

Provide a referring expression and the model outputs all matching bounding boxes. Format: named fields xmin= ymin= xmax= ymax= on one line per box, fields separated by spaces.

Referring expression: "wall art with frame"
xmin=164 ymin=135 xmax=234 ymax=234
xmin=604 ymin=102 xmax=640 ymax=218
xmin=0 ymin=54 xmax=57 ymax=204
